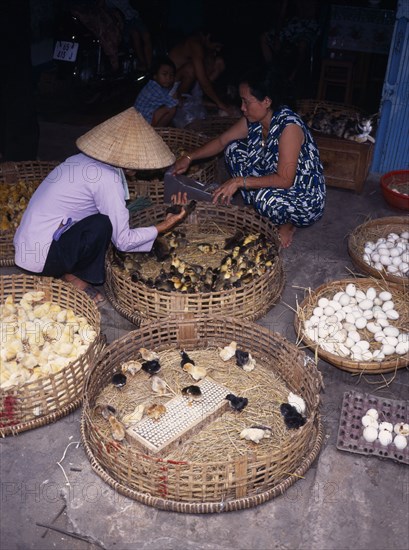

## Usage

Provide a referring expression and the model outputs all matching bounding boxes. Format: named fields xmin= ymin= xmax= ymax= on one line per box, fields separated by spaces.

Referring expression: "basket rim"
xmin=80 ymin=414 xmax=324 ymax=513
xmin=294 ymin=277 xmax=408 ymax=374
xmin=380 ymin=170 xmax=409 ymax=201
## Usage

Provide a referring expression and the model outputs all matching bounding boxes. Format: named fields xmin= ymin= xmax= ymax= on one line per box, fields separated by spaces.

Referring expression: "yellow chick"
xmin=183 ymin=362 xmax=207 ymax=381
xmin=151 ymin=375 xmax=168 ymax=395
xmin=121 ymin=360 xmax=142 ymax=375
xmin=139 ymin=347 xmax=159 ymax=361
xmin=219 ymin=341 xmax=237 ymax=361
xmin=108 ymin=416 xmax=126 ymax=441
xmin=146 ymin=403 xmax=167 ymax=421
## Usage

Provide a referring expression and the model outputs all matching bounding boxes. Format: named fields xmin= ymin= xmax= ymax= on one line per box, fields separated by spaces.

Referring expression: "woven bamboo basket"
xmin=0 ymin=160 xmax=60 ymax=266
xmin=296 ymin=99 xmax=363 ymax=125
xmin=0 ymin=274 xmax=104 ymax=436
xmin=104 ymin=203 xmax=285 ymax=325
xmin=80 ymin=316 xmax=324 ymax=513
xmin=294 ymin=278 xmax=408 ymax=374
xmin=186 ymin=115 xmax=241 ymax=139
xmin=126 ymin=128 xmax=218 ymax=203
xmin=348 ymin=216 xmax=409 ymax=284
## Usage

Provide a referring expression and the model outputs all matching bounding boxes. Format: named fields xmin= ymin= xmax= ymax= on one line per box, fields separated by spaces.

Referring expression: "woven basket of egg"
xmin=294 ymin=278 xmax=409 ymax=374
xmin=81 ymin=316 xmax=324 ymax=513
xmin=0 ymin=161 xmax=60 ymax=266
xmin=125 ymin=128 xmax=218 ymax=204
xmin=348 ymin=216 xmax=409 ymax=284
xmin=0 ymin=274 xmax=104 ymax=435
xmin=104 ymin=203 xmax=285 ymax=325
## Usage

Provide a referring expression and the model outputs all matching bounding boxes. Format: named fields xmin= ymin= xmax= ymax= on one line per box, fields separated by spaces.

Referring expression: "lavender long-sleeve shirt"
xmin=14 ymin=153 xmax=158 ymax=273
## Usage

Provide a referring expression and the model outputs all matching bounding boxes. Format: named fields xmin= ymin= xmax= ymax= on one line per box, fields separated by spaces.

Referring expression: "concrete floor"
xmin=1 ymin=115 xmax=408 ymax=550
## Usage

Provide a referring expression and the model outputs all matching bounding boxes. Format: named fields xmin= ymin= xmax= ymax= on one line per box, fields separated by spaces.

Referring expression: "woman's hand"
xmin=172 ymin=155 xmax=191 ymax=175
xmin=155 ymin=192 xmax=188 ymax=234
xmin=212 ymin=178 xmax=241 ymax=205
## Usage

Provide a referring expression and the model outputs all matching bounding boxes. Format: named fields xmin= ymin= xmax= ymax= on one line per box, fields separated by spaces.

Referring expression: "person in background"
xmin=168 ymin=29 xmax=233 ymax=115
xmin=172 ymin=66 xmax=326 ymax=248
xmin=14 ymin=109 xmax=186 ymax=305
xmin=134 ymin=56 xmax=179 ymax=126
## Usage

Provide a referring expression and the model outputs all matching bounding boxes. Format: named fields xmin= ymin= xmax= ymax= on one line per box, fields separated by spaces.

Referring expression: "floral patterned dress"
xmin=224 ymin=106 xmax=326 ymax=227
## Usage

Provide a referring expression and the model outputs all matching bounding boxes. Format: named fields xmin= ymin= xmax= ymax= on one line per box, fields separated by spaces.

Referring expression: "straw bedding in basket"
xmin=104 ymin=203 xmax=285 ymax=325
xmin=0 ymin=274 xmax=104 ymax=436
xmin=294 ymin=277 xmax=408 ymax=374
xmin=81 ymin=316 xmax=324 ymax=513
xmin=126 ymin=128 xmax=218 ymax=203
xmin=0 ymin=161 xmax=60 ymax=266
xmin=348 ymin=216 xmax=409 ymax=284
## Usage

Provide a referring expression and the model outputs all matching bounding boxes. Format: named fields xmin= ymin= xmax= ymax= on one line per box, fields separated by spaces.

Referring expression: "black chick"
xmin=181 ymin=385 xmax=202 ymax=404
xmin=224 ymin=230 xmax=245 ymax=250
xmin=153 ymin=236 xmax=171 ymax=261
xmin=280 ymin=403 xmax=306 ymax=430
xmin=112 ymin=372 xmax=127 ymax=388
xmin=141 ymin=360 xmax=161 ymax=375
xmin=180 ymin=349 xmax=195 ymax=368
xmin=225 ymin=393 xmax=248 ymax=412
xmin=235 ymin=349 xmax=249 ymax=367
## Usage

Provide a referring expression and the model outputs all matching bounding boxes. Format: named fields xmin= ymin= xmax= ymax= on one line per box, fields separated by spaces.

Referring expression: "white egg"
xmin=313 ymin=306 xmax=324 ymax=317
xmin=379 ymin=291 xmax=392 ymax=302
xmin=389 ymin=247 xmax=401 ymax=257
xmin=359 ymin=298 xmax=373 ymax=311
xmin=345 ymin=283 xmax=356 ymax=297
xmin=335 ymin=310 xmax=346 ymax=322
xmin=373 ymin=297 xmax=383 ymax=306
xmin=397 ymin=333 xmax=408 ymax=343
xmin=374 ymin=262 xmax=383 ymax=271
xmin=373 ymin=309 xmax=387 ymax=320
xmin=382 ymin=300 xmax=394 ymax=312
xmin=333 ymin=328 xmax=347 ymax=343
xmin=371 ymin=252 xmax=380 ymax=263
xmin=363 ymin=254 xmax=371 ymax=264
xmin=394 ymin=434 xmax=408 ymax=450
xmin=383 ymin=326 xmax=399 ymax=337
xmin=383 ymin=335 xmax=398 ymax=347
xmin=333 ymin=291 xmax=344 ymax=302
xmin=365 ymin=241 xmax=375 ymax=250
xmin=399 ymin=261 xmax=408 ymax=273
xmin=324 ymin=306 xmax=335 ymax=317
xmin=355 ymin=317 xmax=367 ymax=330
xmin=372 ymin=350 xmax=385 ymax=362
xmin=363 ymin=426 xmax=378 ymax=443
xmin=366 ymin=408 xmax=379 ymax=420
xmin=381 ymin=343 xmax=396 ymax=356
xmin=386 ymin=309 xmax=399 ymax=320
xmin=395 ymin=341 xmax=409 ymax=355
xmin=351 ymin=344 xmax=364 ymax=355
xmin=367 ymin=322 xmax=382 ymax=334
xmin=377 ymin=317 xmax=390 ymax=328
xmin=356 ymin=340 xmax=370 ymax=351
xmin=379 ymin=421 xmax=393 ymax=432
xmin=387 ymin=265 xmax=399 ymax=274
xmin=308 ymin=314 xmax=320 ymax=326
xmin=348 ymin=330 xmax=361 ymax=343
xmin=343 ymin=322 xmax=356 ymax=332
xmin=318 ymin=297 xmax=329 ymax=308
xmin=366 ymin=287 xmax=377 ymax=300
xmin=320 ymin=342 xmax=335 ymax=353
xmin=391 ymin=255 xmax=402 ymax=266
xmin=362 ymin=414 xmax=378 ymax=427
xmin=334 ymin=343 xmax=350 ymax=357
xmin=401 ymin=231 xmax=409 ymax=239
xmin=345 ymin=313 xmax=356 ymax=325
xmin=328 ymin=299 xmax=342 ymax=311
xmin=374 ymin=331 xmax=385 ymax=342
xmin=362 ymin=309 xmax=374 ymax=320
xmin=352 ymin=309 xmax=363 ymax=319
xmin=361 ymin=350 xmax=373 ymax=361
xmin=380 ymin=255 xmax=392 ymax=266
xmin=378 ymin=430 xmax=393 ymax=446
xmin=401 ymin=252 xmax=409 ymax=263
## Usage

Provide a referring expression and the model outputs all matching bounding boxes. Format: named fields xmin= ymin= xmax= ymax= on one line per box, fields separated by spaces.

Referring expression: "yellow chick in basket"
xmin=183 ymin=362 xmax=207 ymax=381
xmin=108 ymin=416 xmax=126 ymax=441
xmin=121 ymin=404 xmax=145 ymax=426
xmin=139 ymin=347 xmax=159 ymax=362
xmin=240 ymin=425 xmax=272 ymax=444
xmin=151 ymin=375 xmax=168 ymax=395
xmin=219 ymin=341 xmax=237 ymax=361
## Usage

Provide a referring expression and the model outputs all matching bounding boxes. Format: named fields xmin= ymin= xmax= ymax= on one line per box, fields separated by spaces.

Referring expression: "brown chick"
xmin=146 ymin=403 xmax=167 ymax=421
xmin=108 ymin=416 xmax=126 ymax=441
xmin=183 ymin=362 xmax=207 ymax=381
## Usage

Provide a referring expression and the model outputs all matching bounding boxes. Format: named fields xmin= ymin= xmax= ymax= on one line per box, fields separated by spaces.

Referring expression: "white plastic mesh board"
xmin=126 ymin=377 xmax=231 ymax=454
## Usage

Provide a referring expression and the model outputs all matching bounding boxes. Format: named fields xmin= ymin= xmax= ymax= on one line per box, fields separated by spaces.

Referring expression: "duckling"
xmin=154 ymin=280 xmax=174 ymax=292
xmin=108 ymin=416 xmax=126 ymax=441
xmin=181 ymin=384 xmax=202 ymax=405
xmin=219 ymin=341 xmax=237 ymax=361
xmin=224 ymin=230 xmax=245 ymax=250
xmin=197 ymin=243 xmax=219 ymax=255
xmin=240 ymin=425 xmax=272 ymax=443
xmin=139 ymin=348 xmax=159 ymax=362
xmin=146 ymin=403 xmax=167 ymax=421
xmin=153 ymin=236 xmax=171 ymax=261
xmin=183 ymin=362 xmax=207 ymax=381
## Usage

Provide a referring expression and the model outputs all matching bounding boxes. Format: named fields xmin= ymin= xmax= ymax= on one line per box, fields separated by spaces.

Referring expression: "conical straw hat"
xmin=76 ymin=107 xmax=176 ymax=169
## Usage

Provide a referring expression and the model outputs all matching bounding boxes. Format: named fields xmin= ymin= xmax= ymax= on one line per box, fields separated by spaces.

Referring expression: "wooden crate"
xmin=313 ymin=132 xmax=374 ymax=193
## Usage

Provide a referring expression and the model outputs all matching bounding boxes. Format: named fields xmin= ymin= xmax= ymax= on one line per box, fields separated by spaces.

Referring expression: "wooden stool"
xmin=317 ymin=59 xmax=354 ymax=104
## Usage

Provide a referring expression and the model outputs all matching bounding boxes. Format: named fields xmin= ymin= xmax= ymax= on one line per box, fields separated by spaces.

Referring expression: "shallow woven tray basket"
xmin=104 ymin=203 xmax=285 ymax=325
xmin=294 ymin=277 xmax=409 ymax=374
xmin=0 ymin=274 xmax=104 ymax=436
xmin=81 ymin=316 xmax=324 ymax=513
xmin=0 ymin=160 xmax=60 ymax=266
xmin=126 ymin=128 xmax=218 ymax=203
xmin=348 ymin=216 xmax=409 ymax=285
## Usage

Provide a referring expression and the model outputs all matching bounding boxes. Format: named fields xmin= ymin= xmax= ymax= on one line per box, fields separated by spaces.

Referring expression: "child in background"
xmin=134 ymin=56 xmax=179 ymax=127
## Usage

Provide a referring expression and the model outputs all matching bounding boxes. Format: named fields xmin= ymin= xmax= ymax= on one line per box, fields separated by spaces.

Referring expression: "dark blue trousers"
xmin=41 ymin=214 xmax=113 ymax=285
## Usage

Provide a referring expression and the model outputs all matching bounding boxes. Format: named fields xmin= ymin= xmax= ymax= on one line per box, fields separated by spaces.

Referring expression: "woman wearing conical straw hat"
xmin=14 ymin=108 xmax=186 ymax=305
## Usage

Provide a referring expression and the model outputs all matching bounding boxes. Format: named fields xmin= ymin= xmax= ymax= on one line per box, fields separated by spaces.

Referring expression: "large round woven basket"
xmin=126 ymin=128 xmax=218 ymax=203
xmin=0 ymin=274 xmax=104 ymax=436
xmin=80 ymin=316 xmax=324 ymax=513
xmin=294 ymin=278 xmax=408 ymax=374
xmin=104 ymin=203 xmax=285 ymax=325
xmin=348 ymin=216 xmax=409 ymax=284
xmin=0 ymin=161 xmax=60 ymax=266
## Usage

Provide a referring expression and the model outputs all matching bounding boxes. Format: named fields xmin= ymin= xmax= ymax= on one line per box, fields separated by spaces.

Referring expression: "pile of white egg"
xmin=361 ymin=408 xmax=408 ymax=450
xmin=362 ymin=231 xmax=409 ymax=278
xmin=304 ymin=283 xmax=409 ymax=362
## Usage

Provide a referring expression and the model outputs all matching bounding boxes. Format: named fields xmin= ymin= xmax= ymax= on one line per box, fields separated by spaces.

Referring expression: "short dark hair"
xmin=151 ymin=55 xmax=176 ymax=76
xmin=239 ymin=65 xmax=292 ymax=111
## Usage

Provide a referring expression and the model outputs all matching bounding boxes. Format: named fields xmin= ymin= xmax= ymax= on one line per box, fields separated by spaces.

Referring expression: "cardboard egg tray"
xmin=337 ymin=390 xmax=408 ymax=464
xmin=126 ymin=377 xmax=231 ymax=455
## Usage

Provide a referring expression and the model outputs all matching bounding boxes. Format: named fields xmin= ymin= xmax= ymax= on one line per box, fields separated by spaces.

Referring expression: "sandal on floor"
xmin=83 ymin=285 xmax=106 ymax=307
